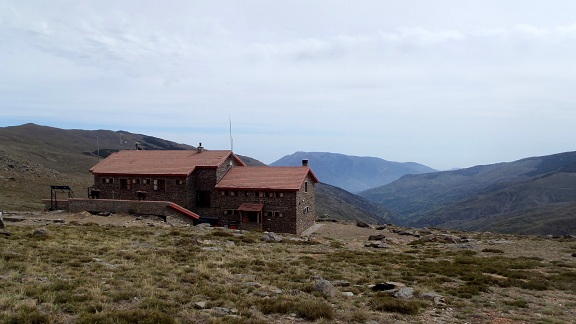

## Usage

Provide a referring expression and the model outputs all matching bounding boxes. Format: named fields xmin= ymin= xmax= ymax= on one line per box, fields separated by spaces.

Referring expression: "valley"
xmin=1 ymin=123 xmax=576 ymax=323
xmin=2 ymin=123 xmax=576 ymax=235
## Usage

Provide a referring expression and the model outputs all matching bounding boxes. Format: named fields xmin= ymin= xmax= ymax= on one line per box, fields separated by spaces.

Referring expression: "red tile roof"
xmin=216 ymin=166 xmax=319 ymax=191
xmin=238 ymin=203 xmax=264 ymax=212
xmin=89 ymin=150 xmax=244 ymax=176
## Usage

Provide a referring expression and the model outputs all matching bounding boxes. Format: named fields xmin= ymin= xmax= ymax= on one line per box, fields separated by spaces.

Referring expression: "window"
xmin=304 ymin=181 xmax=308 ymax=192
xmin=176 ymin=179 xmax=185 ymax=185
xmin=267 ymin=192 xmax=274 ymax=198
xmin=144 ymin=179 xmax=151 ymax=185
xmin=303 ymin=206 xmax=310 ymax=213
xmin=276 ymin=192 xmax=284 ymax=198
xmin=102 ymin=178 xmax=114 ymax=184
xmin=245 ymin=212 xmax=259 ymax=223
xmin=196 ymin=191 xmax=211 ymax=207
xmin=133 ymin=179 xmax=140 ymax=184
xmin=258 ymin=192 xmax=265 ymax=198
xmin=154 ymin=179 xmax=166 ymax=191
xmin=120 ymin=179 xmax=130 ymax=190
xmin=275 ymin=212 xmax=283 ymax=217
xmin=230 ymin=191 xmax=236 ymax=196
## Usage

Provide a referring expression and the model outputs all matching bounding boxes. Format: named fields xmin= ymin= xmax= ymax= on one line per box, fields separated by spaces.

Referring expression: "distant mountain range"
xmin=271 ymin=151 xmax=436 ymax=193
xmin=4 ymin=123 xmax=575 ymax=235
xmin=360 ymin=152 xmax=576 ymax=235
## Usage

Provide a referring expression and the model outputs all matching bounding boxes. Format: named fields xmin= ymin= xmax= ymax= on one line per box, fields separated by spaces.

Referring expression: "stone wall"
xmin=214 ymin=188 xmax=313 ymax=234
xmin=43 ymin=199 xmax=70 ymax=211
xmin=42 ymin=198 xmax=197 ymax=225
xmin=92 ymin=175 xmax=190 ymax=208
xmin=210 ymin=173 xmax=317 ymax=235
xmin=68 ymin=198 xmax=169 ymax=215
xmin=216 ymin=156 xmax=240 ymax=182
xmin=295 ymin=175 xmax=316 ymax=235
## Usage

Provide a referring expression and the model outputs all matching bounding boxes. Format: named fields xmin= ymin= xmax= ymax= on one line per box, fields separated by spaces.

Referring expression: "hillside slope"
xmin=0 ymin=124 xmax=386 ymax=225
xmin=0 ymin=123 xmax=194 ymax=173
xmin=316 ymin=183 xmax=392 ymax=224
xmin=360 ymin=151 xmax=576 ymax=235
xmin=0 ymin=124 xmax=194 ymax=210
xmin=440 ymin=202 xmax=576 ymax=235
xmin=271 ymin=151 xmax=435 ymax=193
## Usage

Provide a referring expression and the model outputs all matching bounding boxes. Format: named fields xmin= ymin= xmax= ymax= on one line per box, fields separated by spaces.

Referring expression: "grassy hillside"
xmin=1 ymin=218 xmax=575 ymax=323
xmin=0 ymin=123 xmax=195 ymax=211
xmin=316 ymin=183 xmax=392 ymax=224
xmin=360 ymin=152 xmax=576 ymax=235
xmin=0 ymin=124 xmax=386 ymax=225
xmin=440 ymin=202 xmax=576 ymax=235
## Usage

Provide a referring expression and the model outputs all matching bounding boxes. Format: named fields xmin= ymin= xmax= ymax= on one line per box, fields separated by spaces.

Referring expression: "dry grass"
xmin=1 ymin=219 xmax=575 ymax=323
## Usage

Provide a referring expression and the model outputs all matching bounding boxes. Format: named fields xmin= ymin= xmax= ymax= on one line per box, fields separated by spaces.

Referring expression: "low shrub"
xmin=294 ymin=298 xmax=334 ymax=320
xmin=369 ymin=294 xmax=423 ymax=315
xmin=504 ymin=299 xmax=529 ymax=308
xmin=481 ymin=248 xmax=504 ymax=254
xmin=519 ymin=279 xmax=549 ymax=291
xmin=207 ymin=230 xmax=235 ymax=238
xmin=77 ymin=309 xmax=176 ymax=324
xmin=4 ymin=305 xmax=51 ymax=324
xmin=259 ymin=296 xmax=333 ymax=320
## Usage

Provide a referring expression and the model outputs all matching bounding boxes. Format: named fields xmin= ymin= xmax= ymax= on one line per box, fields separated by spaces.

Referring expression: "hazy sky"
xmin=2 ymin=1 xmax=576 ymax=170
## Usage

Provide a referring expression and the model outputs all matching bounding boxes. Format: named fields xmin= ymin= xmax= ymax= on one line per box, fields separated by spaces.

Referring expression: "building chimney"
xmin=197 ymin=142 xmax=204 ymax=153
xmin=302 ymin=159 xmax=308 ymax=167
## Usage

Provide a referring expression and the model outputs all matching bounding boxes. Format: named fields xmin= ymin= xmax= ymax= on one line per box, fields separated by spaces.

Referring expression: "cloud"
xmin=2 ymin=1 xmax=576 ymax=169
xmin=515 ymin=24 xmax=549 ymax=37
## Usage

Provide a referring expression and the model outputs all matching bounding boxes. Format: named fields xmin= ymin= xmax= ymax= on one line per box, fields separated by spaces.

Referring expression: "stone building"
xmin=214 ymin=165 xmax=317 ymax=235
xmin=88 ymin=147 xmax=318 ymax=234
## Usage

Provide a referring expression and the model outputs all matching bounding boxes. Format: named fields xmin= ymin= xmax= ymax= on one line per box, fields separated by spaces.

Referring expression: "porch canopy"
xmin=237 ymin=203 xmax=264 ymax=212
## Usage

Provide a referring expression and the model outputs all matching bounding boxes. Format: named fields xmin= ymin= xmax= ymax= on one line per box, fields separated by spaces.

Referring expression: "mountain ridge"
xmin=360 ymin=151 xmax=576 ymax=235
xmin=271 ymin=151 xmax=436 ymax=193
xmin=0 ymin=123 xmax=388 ymax=223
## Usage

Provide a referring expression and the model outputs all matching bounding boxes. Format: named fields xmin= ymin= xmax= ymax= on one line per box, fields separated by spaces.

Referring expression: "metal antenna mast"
xmin=229 ymin=115 xmax=234 ymax=152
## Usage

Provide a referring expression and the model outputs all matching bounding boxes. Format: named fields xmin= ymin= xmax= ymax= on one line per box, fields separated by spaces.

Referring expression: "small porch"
xmin=237 ymin=203 xmax=263 ymax=231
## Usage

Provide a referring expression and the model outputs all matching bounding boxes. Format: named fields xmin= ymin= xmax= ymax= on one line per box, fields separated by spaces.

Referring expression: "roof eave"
xmin=90 ymin=172 xmax=191 ymax=177
xmin=215 ymin=186 xmax=299 ymax=191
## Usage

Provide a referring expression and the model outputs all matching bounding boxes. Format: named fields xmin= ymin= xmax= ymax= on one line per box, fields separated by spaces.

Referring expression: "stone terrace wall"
xmin=42 ymin=199 xmax=70 ymax=211
xmin=68 ymin=198 xmax=168 ymax=215
xmin=41 ymin=198 xmax=196 ymax=225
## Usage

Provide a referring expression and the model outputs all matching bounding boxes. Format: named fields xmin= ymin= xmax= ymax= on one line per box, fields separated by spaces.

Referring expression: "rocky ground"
xmin=1 ymin=210 xmax=576 ymax=323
